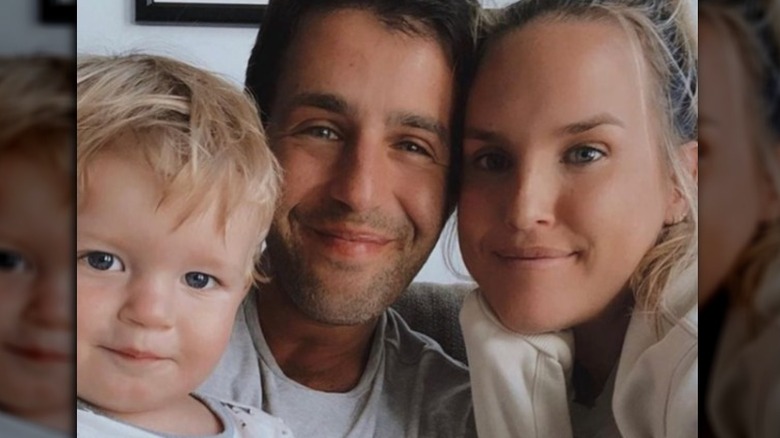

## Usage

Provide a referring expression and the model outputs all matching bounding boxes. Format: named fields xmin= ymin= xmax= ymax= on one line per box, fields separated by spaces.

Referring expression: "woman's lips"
xmin=493 ymin=246 xmax=579 ymax=268
xmin=495 ymin=246 xmax=576 ymax=259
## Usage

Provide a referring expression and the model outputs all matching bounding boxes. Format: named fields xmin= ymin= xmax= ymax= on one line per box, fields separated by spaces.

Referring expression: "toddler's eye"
xmin=0 ymin=249 xmax=28 ymax=272
xmin=82 ymin=251 xmax=124 ymax=271
xmin=563 ymin=145 xmax=606 ymax=165
xmin=184 ymin=272 xmax=217 ymax=289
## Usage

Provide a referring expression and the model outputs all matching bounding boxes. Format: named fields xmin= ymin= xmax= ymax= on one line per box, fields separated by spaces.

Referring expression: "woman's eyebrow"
xmin=463 ymin=127 xmax=510 ymax=146
xmin=557 ymin=113 xmax=625 ymax=136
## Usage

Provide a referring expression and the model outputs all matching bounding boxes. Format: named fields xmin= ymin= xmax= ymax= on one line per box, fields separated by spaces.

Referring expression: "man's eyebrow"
xmin=389 ymin=112 xmax=449 ymax=144
xmin=557 ymin=113 xmax=625 ymax=136
xmin=285 ymin=92 xmax=354 ymax=116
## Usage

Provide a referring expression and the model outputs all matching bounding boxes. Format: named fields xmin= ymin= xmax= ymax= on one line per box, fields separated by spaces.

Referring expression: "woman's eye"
xmin=0 ymin=249 xmax=28 ymax=272
xmin=81 ymin=251 xmax=124 ymax=272
xmin=563 ymin=145 xmax=606 ymax=164
xmin=302 ymin=126 xmax=340 ymax=141
xmin=184 ymin=272 xmax=217 ymax=290
xmin=474 ymin=152 xmax=511 ymax=172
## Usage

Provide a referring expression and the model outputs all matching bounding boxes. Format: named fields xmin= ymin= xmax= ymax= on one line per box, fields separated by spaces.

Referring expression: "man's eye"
xmin=474 ymin=152 xmax=511 ymax=172
xmin=563 ymin=145 xmax=606 ymax=165
xmin=302 ymin=126 xmax=340 ymax=141
xmin=0 ymin=249 xmax=28 ymax=272
xmin=183 ymin=272 xmax=217 ymax=290
xmin=81 ymin=251 xmax=125 ymax=272
xmin=397 ymin=141 xmax=432 ymax=157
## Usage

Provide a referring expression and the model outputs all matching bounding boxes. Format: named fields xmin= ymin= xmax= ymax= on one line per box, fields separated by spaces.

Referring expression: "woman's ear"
xmin=664 ymin=141 xmax=698 ymax=225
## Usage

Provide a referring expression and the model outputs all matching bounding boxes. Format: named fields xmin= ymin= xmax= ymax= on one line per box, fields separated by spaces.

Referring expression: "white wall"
xmin=77 ymin=0 xmax=259 ymax=85
xmin=0 ymin=0 xmax=72 ymax=56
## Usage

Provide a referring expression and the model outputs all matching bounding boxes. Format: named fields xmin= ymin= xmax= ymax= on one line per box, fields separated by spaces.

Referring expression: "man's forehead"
xmin=276 ymin=12 xmax=454 ymax=106
xmin=288 ymin=7 xmax=450 ymax=68
xmin=298 ymin=7 xmax=435 ymax=43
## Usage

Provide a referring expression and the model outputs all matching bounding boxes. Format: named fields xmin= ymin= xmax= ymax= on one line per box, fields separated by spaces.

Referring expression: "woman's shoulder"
xmin=659 ymin=261 xmax=699 ymax=339
xmin=613 ymin=304 xmax=698 ymax=437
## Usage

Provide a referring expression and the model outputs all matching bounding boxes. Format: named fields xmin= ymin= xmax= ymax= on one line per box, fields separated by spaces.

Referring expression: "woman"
xmin=457 ymin=0 xmax=698 ymax=436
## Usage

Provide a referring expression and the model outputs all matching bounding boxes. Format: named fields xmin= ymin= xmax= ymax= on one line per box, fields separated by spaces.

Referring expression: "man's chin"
xmin=282 ymin=269 xmax=406 ymax=326
xmin=267 ymin=238 xmax=421 ymax=325
xmin=290 ymin=282 xmax=390 ymax=326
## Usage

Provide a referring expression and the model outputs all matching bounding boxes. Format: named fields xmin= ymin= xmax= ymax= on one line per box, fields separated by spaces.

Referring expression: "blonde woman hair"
xmin=701 ymin=1 xmax=780 ymax=311
xmin=0 ymin=56 xmax=73 ymax=184
xmin=77 ymin=54 xmax=281 ymax=284
xmin=466 ymin=0 xmax=698 ymax=318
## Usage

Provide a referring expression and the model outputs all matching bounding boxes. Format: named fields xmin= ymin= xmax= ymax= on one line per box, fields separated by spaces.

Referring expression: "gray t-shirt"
xmin=200 ymin=287 xmax=476 ymax=438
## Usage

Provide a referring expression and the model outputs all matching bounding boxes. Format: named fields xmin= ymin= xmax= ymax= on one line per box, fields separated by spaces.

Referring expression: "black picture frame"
xmin=135 ymin=0 xmax=267 ymax=26
xmin=40 ymin=0 xmax=75 ymax=24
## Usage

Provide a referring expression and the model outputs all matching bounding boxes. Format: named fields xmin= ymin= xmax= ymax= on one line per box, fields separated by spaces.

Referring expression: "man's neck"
xmin=256 ymin=281 xmax=379 ymax=392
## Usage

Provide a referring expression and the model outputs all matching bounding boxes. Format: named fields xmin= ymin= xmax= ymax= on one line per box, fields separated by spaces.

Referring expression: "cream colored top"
xmin=460 ymin=265 xmax=698 ymax=438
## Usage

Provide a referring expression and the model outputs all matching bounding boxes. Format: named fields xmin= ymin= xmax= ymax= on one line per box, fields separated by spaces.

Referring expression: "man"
xmin=202 ymin=1 xmax=478 ymax=436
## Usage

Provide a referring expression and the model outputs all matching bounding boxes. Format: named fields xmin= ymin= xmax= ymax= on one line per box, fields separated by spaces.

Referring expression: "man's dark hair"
xmin=245 ymin=0 xmax=479 ymax=209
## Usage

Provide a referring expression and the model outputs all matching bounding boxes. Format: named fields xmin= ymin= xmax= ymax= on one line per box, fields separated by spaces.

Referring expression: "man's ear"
xmin=759 ymin=143 xmax=780 ymax=222
xmin=664 ymin=140 xmax=698 ymax=225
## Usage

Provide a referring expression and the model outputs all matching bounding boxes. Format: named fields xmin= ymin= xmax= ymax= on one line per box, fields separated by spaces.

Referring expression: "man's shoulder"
xmin=198 ymin=297 xmax=263 ymax=406
xmin=380 ymin=299 xmax=476 ymax=437
xmin=390 ymin=281 xmax=474 ymax=364
xmin=382 ymin=282 xmax=473 ymax=390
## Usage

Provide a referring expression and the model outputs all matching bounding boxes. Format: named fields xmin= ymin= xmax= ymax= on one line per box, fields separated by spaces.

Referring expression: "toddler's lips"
xmin=104 ymin=346 xmax=164 ymax=361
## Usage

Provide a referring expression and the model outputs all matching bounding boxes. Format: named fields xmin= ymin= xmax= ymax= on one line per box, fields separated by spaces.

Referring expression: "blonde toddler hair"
xmin=77 ymin=54 xmax=281 ymax=284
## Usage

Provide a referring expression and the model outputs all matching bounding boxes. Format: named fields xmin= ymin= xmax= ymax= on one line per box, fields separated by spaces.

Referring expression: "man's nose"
xmin=327 ymin=134 xmax=389 ymax=212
